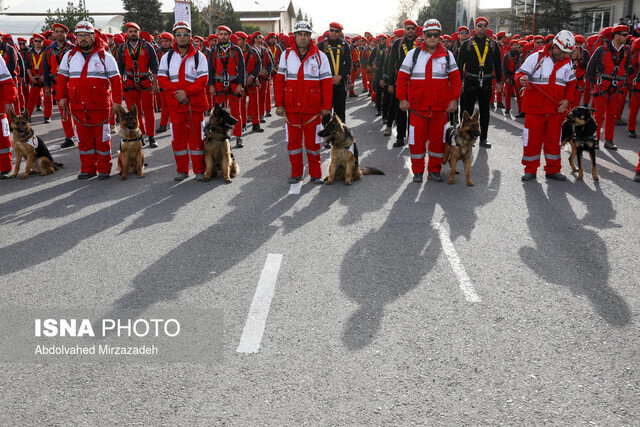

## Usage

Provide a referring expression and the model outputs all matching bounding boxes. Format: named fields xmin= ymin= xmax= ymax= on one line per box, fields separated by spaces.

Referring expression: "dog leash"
xmin=64 ymin=109 xmax=114 ymax=127
xmin=525 ymin=81 xmax=561 ymax=108
xmin=284 ymin=114 xmax=320 ymax=128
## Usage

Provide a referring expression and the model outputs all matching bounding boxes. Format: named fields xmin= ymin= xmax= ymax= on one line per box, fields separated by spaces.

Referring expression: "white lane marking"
xmin=288 ymin=182 xmax=302 ymax=194
xmin=490 ymin=111 xmax=636 ymax=179
xmin=433 ymin=222 xmax=481 ymax=303
xmin=236 ymin=253 xmax=283 ymax=354
xmin=404 ymin=155 xmax=412 ymax=170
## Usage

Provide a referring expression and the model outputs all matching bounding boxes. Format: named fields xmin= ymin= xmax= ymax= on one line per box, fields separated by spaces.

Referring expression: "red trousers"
xmin=57 ymin=99 xmax=75 ymax=138
xmin=628 ymin=93 xmax=640 ymax=132
xmin=72 ymin=109 xmax=112 ymax=174
xmin=635 ymin=152 xmax=640 ymax=173
xmin=242 ymin=86 xmax=259 ymax=125
xmin=593 ymin=92 xmax=624 ymax=141
xmin=27 ymin=85 xmax=53 ymax=118
xmin=159 ymin=91 xmax=169 ymax=127
xmin=504 ymin=83 xmax=522 ymax=111
xmin=20 ymin=82 xmax=28 ymax=109
xmin=522 ymin=113 xmax=563 ymax=174
xmin=571 ymin=84 xmax=585 ymax=110
xmin=583 ymin=82 xmax=592 ymax=106
xmin=0 ymin=114 xmax=11 ymax=172
xmin=349 ymin=69 xmax=359 ymax=94
xmin=169 ymin=110 xmax=205 ymax=174
xmin=361 ymin=70 xmax=372 ymax=92
xmin=286 ymin=112 xmax=323 ymax=178
xmin=265 ymin=79 xmax=272 ymax=113
xmin=491 ymin=83 xmax=503 ymax=103
xmin=124 ymin=88 xmax=156 ymax=137
xmin=408 ymin=109 xmax=447 ymax=174
xmin=258 ymin=79 xmax=269 ymax=117
xmin=214 ymin=93 xmax=242 ymax=137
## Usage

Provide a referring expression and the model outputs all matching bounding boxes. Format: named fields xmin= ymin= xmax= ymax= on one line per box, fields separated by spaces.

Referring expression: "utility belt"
xmin=123 ymin=71 xmax=152 ymax=84
xmin=214 ymin=74 xmax=238 ymax=86
xmin=594 ymin=72 xmax=627 ymax=98
xmin=464 ymin=69 xmax=493 ymax=88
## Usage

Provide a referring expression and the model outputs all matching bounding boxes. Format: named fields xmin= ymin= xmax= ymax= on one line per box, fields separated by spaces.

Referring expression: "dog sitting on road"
xmin=443 ymin=109 xmax=481 ymax=186
xmin=116 ymin=105 xmax=145 ymax=180
xmin=202 ymin=103 xmax=239 ymax=183
xmin=560 ymin=106 xmax=599 ymax=182
xmin=9 ymin=109 xmax=63 ymax=179
xmin=317 ymin=113 xmax=384 ymax=185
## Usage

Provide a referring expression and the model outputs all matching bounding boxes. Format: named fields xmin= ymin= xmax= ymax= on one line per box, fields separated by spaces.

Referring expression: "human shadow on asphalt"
xmin=436 ymin=148 xmax=501 ymax=241
xmin=518 ymin=182 xmax=631 ymax=326
xmin=340 ymin=184 xmax=440 ymax=350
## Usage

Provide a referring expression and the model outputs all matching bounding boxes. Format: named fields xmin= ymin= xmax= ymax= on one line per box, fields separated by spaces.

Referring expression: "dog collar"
xmin=122 ymin=136 xmax=143 ymax=143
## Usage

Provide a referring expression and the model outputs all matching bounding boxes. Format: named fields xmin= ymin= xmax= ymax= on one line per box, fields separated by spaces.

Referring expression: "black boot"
xmin=148 ymin=136 xmax=158 ymax=148
xmin=252 ymin=124 xmax=264 ymax=133
xmin=61 ymin=137 xmax=74 ymax=148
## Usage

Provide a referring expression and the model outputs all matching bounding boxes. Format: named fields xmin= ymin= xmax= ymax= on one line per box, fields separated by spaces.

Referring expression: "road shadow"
xmin=518 ymin=182 xmax=631 ymax=326
xmin=340 ymin=184 xmax=440 ymax=350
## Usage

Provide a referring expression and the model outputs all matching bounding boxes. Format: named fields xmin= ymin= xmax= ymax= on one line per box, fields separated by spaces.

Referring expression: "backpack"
xmin=408 ymin=46 xmax=451 ymax=75
xmin=166 ymin=48 xmax=200 ymax=69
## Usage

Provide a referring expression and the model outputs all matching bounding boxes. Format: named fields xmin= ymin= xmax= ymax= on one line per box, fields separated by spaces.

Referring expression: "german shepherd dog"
xmin=561 ymin=106 xmax=599 ymax=182
xmin=443 ymin=110 xmax=481 ymax=186
xmin=116 ymin=104 xmax=144 ymax=180
xmin=317 ymin=113 xmax=384 ymax=185
xmin=9 ymin=109 xmax=62 ymax=179
xmin=203 ymin=103 xmax=239 ymax=183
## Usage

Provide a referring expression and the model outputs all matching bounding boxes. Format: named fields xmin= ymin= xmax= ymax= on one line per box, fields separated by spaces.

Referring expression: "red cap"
xmin=613 ymin=25 xmax=630 ymax=33
xmin=574 ymin=35 xmax=585 ymax=44
xmin=113 ymin=34 xmax=124 ymax=44
xmin=512 ymin=34 xmax=520 ymax=39
xmin=475 ymin=17 xmax=489 ymax=25
xmin=139 ymin=31 xmax=153 ymax=43
xmin=394 ymin=29 xmax=405 ymax=37
xmin=496 ymin=31 xmax=506 ymax=38
xmin=194 ymin=35 xmax=204 ymax=42
xmin=43 ymin=39 xmax=52 ymax=47
xmin=208 ymin=34 xmax=219 ymax=40
xmin=329 ymin=22 xmax=343 ymax=30
xmin=545 ymin=34 xmax=554 ymax=41
xmin=510 ymin=38 xmax=520 ymax=45
xmin=52 ymin=23 xmax=69 ymax=33
xmin=534 ymin=35 xmax=544 ymax=41
xmin=442 ymin=35 xmax=451 ymax=41
xmin=519 ymin=40 xmax=527 ymax=47
xmin=235 ymin=31 xmax=248 ymax=39
xmin=159 ymin=32 xmax=174 ymax=41
xmin=458 ymin=26 xmax=469 ymax=33
xmin=32 ymin=33 xmax=44 ymax=41
xmin=218 ymin=25 xmax=232 ymax=34
xmin=486 ymin=28 xmax=493 ymax=37
xmin=230 ymin=34 xmax=238 ymax=44
xmin=266 ymin=32 xmax=276 ymax=39
xmin=125 ymin=22 xmax=140 ymax=31
xmin=17 ymin=37 xmax=27 ymax=43
xmin=404 ymin=19 xmax=418 ymax=27
xmin=251 ymin=31 xmax=262 ymax=39
xmin=44 ymin=30 xmax=53 ymax=37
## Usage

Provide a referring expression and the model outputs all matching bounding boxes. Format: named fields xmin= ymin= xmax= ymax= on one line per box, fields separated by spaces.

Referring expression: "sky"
xmin=299 ymin=0 xmax=511 ymax=35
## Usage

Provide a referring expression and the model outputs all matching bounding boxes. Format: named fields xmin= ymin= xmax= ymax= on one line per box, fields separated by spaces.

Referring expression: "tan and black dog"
xmin=560 ymin=106 xmax=599 ymax=182
xmin=317 ymin=113 xmax=384 ymax=185
xmin=203 ymin=103 xmax=239 ymax=183
xmin=9 ymin=109 xmax=62 ymax=179
xmin=116 ymin=104 xmax=144 ymax=180
xmin=443 ymin=110 xmax=481 ymax=186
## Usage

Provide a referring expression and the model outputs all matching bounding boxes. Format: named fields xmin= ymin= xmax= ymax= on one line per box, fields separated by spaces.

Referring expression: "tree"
xmin=199 ymin=0 xmax=242 ymax=35
xmin=190 ymin=1 xmax=208 ymax=37
xmin=42 ymin=1 xmax=93 ymax=33
xmin=122 ymin=0 xmax=164 ymax=34
xmin=417 ymin=0 xmax=456 ymax=34
xmin=242 ymin=24 xmax=261 ymax=34
xmin=505 ymin=0 xmax=577 ymax=35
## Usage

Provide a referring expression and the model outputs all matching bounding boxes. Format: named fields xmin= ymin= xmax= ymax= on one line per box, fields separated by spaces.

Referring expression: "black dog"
xmin=561 ymin=106 xmax=599 ymax=182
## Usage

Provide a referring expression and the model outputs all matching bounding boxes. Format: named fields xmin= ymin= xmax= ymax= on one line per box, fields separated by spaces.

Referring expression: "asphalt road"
xmin=1 ymin=84 xmax=639 ymax=424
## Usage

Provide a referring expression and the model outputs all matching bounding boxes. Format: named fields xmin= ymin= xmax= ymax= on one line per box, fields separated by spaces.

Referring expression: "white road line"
xmin=433 ymin=222 xmax=481 ymax=303
xmin=288 ymin=182 xmax=302 ymax=194
xmin=404 ymin=155 xmax=412 ymax=170
xmin=490 ymin=111 xmax=636 ymax=179
xmin=236 ymin=253 xmax=283 ymax=354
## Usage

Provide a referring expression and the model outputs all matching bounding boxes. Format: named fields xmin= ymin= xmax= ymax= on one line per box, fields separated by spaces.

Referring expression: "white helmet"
xmin=293 ymin=21 xmax=313 ymax=34
xmin=75 ymin=21 xmax=95 ymax=34
xmin=423 ymin=19 xmax=442 ymax=33
xmin=173 ymin=21 xmax=191 ymax=34
xmin=553 ymin=30 xmax=575 ymax=53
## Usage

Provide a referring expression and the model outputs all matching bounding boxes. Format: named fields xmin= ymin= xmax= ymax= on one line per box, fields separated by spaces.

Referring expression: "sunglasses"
xmin=175 ymin=32 xmax=190 ymax=38
xmin=329 ymin=29 xmax=340 ymax=33
xmin=618 ymin=33 xmax=629 ymax=36
xmin=476 ymin=23 xmax=488 ymax=28
xmin=459 ymin=31 xmax=469 ymax=35
xmin=405 ymin=26 xmax=416 ymax=31
xmin=424 ymin=32 xmax=440 ymax=39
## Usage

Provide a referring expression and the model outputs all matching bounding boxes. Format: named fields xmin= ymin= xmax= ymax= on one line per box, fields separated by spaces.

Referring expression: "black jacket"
xmin=317 ymin=39 xmax=352 ymax=87
xmin=385 ymin=36 xmax=420 ymax=85
xmin=457 ymin=36 xmax=502 ymax=84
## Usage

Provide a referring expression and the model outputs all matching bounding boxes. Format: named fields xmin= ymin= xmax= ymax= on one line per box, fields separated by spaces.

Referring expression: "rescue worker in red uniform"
xmin=349 ymin=37 xmax=360 ymax=97
xmin=237 ymin=31 xmax=263 ymax=135
xmin=586 ymin=25 xmax=631 ymax=150
xmin=25 ymin=34 xmax=53 ymax=122
xmin=157 ymin=21 xmax=209 ymax=181
xmin=155 ymin=32 xmax=173 ymax=134
xmin=265 ymin=32 xmax=282 ymax=117
xmin=627 ymin=36 xmax=640 ymax=138
xmin=516 ymin=30 xmax=576 ymax=182
xmin=502 ymin=39 xmax=524 ymax=117
xmin=252 ymin=32 xmax=273 ymax=124
xmin=274 ymin=21 xmax=332 ymax=184
xmin=396 ymin=19 xmax=460 ymax=183
xmin=0 ymin=55 xmax=17 ymax=179
xmin=43 ymin=23 xmax=76 ymax=148
xmin=208 ymin=25 xmax=245 ymax=147
xmin=17 ymin=37 xmax=30 ymax=111
xmin=117 ymin=22 xmax=160 ymax=148
xmin=570 ymin=34 xmax=590 ymax=110
xmin=57 ymin=21 xmax=122 ymax=180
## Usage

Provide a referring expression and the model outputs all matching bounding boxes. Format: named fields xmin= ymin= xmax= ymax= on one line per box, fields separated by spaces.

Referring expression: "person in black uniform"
xmin=317 ymin=21 xmax=352 ymax=149
xmin=385 ymin=19 xmax=420 ymax=147
xmin=456 ymin=16 xmax=502 ymax=148
xmin=370 ymin=34 xmax=387 ymax=117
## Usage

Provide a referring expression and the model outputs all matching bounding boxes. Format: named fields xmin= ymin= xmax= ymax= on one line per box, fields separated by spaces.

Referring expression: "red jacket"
xmin=117 ymin=40 xmax=159 ymax=89
xmin=267 ymin=43 xmax=282 ymax=75
xmin=274 ymin=42 xmax=333 ymax=114
xmin=0 ymin=56 xmax=17 ymax=105
xmin=396 ymin=43 xmax=461 ymax=112
xmin=515 ymin=45 xmax=576 ymax=114
xmin=157 ymin=43 xmax=209 ymax=113
xmin=56 ymin=39 xmax=122 ymax=111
